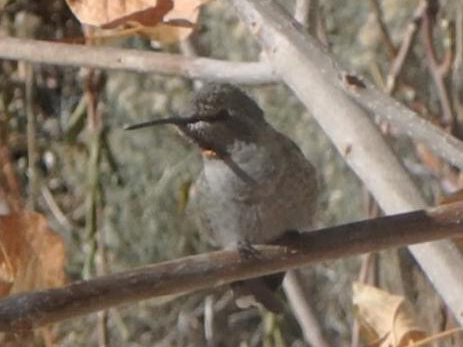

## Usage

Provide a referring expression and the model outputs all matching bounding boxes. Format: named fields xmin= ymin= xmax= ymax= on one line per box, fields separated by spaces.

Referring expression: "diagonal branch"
xmin=1 ymin=201 xmax=463 ymax=331
xmin=226 ymin=0 xmax=463 ymax=327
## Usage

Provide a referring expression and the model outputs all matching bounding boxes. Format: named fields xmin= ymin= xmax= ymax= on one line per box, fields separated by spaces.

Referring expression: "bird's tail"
xmin=231 ymin=272 xmax=285 ymax=313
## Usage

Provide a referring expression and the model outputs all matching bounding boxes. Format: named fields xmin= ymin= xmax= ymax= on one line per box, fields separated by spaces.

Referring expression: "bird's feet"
xmin=271 ymin=229 xmax=302 ymax=246
xmin=233 ymin=239 xmax=286 ymax=313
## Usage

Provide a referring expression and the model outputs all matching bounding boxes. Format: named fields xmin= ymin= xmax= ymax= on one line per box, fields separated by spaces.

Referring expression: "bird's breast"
xmin=195 ymin=135 xmax=318 ymax=247
xmin=203 ymin=140 xmax=280 ymax=198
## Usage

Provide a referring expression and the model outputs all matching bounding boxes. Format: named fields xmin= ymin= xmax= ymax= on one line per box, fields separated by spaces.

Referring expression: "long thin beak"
xmin=123 ymin=116 xmax=203 ymax=130
xmin=124 ymin=110 xmax=229 ymax=131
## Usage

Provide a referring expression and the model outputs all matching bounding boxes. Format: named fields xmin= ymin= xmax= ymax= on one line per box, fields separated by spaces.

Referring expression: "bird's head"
xmin=125 ymin=83 xmax=266 ymax=157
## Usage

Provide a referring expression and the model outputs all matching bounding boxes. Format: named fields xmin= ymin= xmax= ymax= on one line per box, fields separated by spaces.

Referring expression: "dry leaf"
xmin=143 ymin=0 xmax=212 ymax=43
xmin=353 ymin=282 xmax=426 ymax=347
xmin=66 ymin=0 xmax=213 ymax=43
xmin=66 ymin=0 xmax=173 ymax=27
xmin=0 ymin=211 xmax=67 ymax=297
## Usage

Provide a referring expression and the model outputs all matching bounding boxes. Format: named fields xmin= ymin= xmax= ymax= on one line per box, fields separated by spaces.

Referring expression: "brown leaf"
xmin=66 ymin=0 xmax=173 ymax=27
xmin=66 ymin=0 xmax=213 ymax=43
xmin=353 ymin=282 xmax=426 ymax=347
xmin=102 ymin=0 xmax=174 ymax=29
xmin=142 ymin=0 xmax=213 ymax=43
xmin=0 ymin=211 xmax=67 ymax=297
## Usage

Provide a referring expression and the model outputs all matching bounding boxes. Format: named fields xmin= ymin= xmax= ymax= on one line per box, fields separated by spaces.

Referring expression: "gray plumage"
xmin=184 ymin=84 xmax=319 ymax=312
xmin=126 ymin=83 xmax=319 ymax=312
xmin=186 ymin=84 xmax=319 ymax=248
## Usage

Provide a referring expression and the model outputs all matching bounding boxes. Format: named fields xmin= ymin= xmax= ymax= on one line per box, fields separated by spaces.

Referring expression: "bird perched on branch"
xmin=125 ymin=83 xmax=319 ymax=312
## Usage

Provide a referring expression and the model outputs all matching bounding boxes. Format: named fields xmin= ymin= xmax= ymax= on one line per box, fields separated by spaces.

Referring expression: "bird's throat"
xmin=201 ymin=149 xmax=219 ymax=159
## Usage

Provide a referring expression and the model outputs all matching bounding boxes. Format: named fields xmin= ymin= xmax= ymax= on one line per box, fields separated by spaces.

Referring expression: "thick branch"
xmin=0 ymin=37 xmax=277 ymax=85
xmin=1 ymin=201 xmax=463 ymax=331
xmin=227 ymin=0 xmax=463 ymax=327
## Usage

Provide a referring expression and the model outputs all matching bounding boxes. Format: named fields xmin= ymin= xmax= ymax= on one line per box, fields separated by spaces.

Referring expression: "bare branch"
xmin=25 ymin=63 xmax=38 ymax=210
xmin=421 ymin=0 xmax=454 ymax=128
xmin=345 ymin=80 xmax=463 ymax=169
xmin=0 ymin=37 xmax=277 ymax=85
xmin=1 ymin=201 xmax=463 ymax=331
xmin=385 ymin=2 xmax=425 ymax=93
xmin=284 ymin=271 xmax=332 ymax=347
xmin=226 ymin=0 xmax=463 ymax=327
xmin=366 ymin=0 xmax=397 ymax=57
xmin=294 ymin=0 xmax=316 ymax=34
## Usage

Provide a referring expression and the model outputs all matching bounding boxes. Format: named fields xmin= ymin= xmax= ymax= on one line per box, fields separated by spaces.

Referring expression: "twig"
xmin=348 ymin=67 xmax=463 ymax=181
xmin=346 ymin=67 xmax=463 ymax=171
xmin=294 ymin=0 xmax=312 ymax=31
xmin=408 ymin=327 xmax=463 ymax=347
xmin=40 ymin=186 xmax=74 ymax=231
xmin=179 ymin=38 xmax=203 ymax=90
xmin=1 ymin=201 xmax=463 ymax=331
xmin=97 ymin=218 xmax=109 ymax=347
xmin=366 ymin=0 xmax=396 ymax=58
xmin=452 ymin=2 xmax=463 ymax=126
xmin=421 ymin=0 xmax=454 ymax=128
xmin=0 ymin=37 xmax=278 ymax=85
xmin=100 ymin=128 xmax=124 ymax=185
xmin=385 ymin=2 xmax=426 ymax=93
xmin=204 ymin=295 xmax=215 ymax=347
xmin=64 ymin=94 xmax=87 ymax=142
xmin=283 ymin=271 xmax=331 ymax=347
xmin=294 ymin=0 xmax=327 ymax=46
xmin=81 ymin=35 xmax=108 ymax=344
xmin=82 ymin=69 xmax=103 ymax=280
xmin=25 ymin=63 xmax=38 ymax=210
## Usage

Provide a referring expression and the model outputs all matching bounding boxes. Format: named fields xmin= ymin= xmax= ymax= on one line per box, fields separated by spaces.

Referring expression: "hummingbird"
xmin=125 ymin=83 xmax=319 ymax=312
